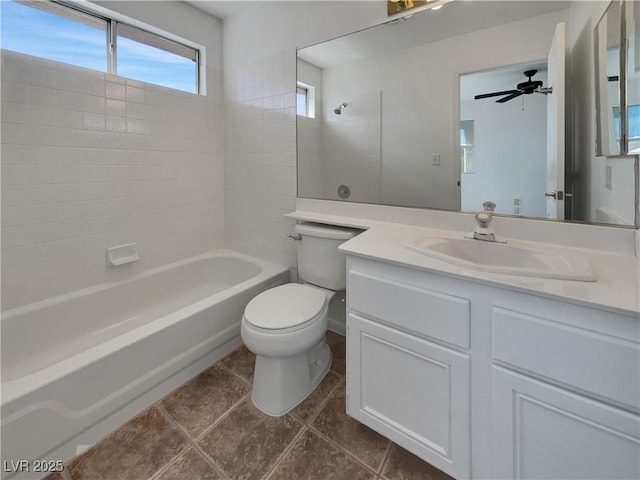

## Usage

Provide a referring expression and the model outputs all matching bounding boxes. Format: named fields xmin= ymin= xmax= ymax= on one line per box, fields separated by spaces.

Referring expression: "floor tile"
xmin=381 ymin=444 xmax=454 ymax=480
xmin=312 ymin=381 xmax=390 ymax=472
xmin=326 ymin=331 xmax=346 ymax=376
xmin=160 ymin=364 xmax=251 ymax=438
xmin=154 ymin=448 xmax=222 ymax=480
xmin=290 ymin=370 xmax=341 ymax=424
xmin=267 ymin=429 xmax=376 ymax=480
xmin=220 ymin=345 xmax=256 ymax=383
xmin=198 ymin=399 xmax=303 ymax=480
xmin=65 ymin=406 xmax=189 ymax=480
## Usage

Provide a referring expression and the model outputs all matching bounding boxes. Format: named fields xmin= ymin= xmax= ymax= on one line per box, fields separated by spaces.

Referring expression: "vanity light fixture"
xmin=388 ymin=0 xmax=454 ymax=17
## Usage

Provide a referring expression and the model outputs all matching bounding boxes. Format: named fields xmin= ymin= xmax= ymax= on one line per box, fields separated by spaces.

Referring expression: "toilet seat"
xmin=244 ymin=283 xmax=327 ymax=332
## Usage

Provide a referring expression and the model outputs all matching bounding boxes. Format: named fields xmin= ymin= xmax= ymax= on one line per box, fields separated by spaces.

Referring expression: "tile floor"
xmin=46 ymin=332 xmax=453 ymax=480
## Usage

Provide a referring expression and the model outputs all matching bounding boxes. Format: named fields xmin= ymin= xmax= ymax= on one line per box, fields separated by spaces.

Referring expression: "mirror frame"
xmin=595 ymin=0 xmax=631 ymax=157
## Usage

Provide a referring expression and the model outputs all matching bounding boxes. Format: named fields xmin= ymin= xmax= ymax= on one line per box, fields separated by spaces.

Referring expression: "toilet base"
xmin=251 ymin=340 xmax=332 ymax=417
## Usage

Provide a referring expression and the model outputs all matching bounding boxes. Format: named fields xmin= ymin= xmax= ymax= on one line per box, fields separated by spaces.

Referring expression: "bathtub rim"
xmin=1 ymin=249 xmax=289 ymax=407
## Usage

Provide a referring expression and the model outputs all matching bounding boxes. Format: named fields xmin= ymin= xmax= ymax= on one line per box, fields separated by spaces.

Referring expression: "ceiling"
xmin=297 ymin=1 xmax=571 ymax=68
xmin=184 ymin=0 xmax=248 ymax=19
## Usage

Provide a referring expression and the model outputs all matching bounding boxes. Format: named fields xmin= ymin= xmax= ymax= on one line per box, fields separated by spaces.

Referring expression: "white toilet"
xmin=241 ymin=222 xmax=360 ymax=416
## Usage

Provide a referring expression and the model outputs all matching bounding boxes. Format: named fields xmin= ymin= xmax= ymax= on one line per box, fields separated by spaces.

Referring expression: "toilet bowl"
xmin=241 ymin=283 xmax=334 ymax=416
xmin=240 ymin=222 xmax=361 ymax=416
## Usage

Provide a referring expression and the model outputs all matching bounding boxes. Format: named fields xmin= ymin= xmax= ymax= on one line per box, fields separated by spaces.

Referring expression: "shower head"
xmin=333 ymin=103 xmax=348 ymax=114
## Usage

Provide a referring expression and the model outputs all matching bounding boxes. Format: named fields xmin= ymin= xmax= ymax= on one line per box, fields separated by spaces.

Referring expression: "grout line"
xmin=153 ymin=404 xmax=200 ymax=473
xmin=193 ymin=392 xmax=252 ymax=443
xmin=146 ymin=448 xmax=189 ymax=480
xmin=260 ymin=423 xmax=308 ymax=480
xmin=378 ymin=441 xmax=393 ymax=477
xmin=186 ymin=437 xmax=232 ymax=480
xmin=294 ymin=373 xmax=344 ymax=426
xmin=154 ymin=402 xmax=231 ymax=480
xmin=306 ymin=422 xmax=386 ymax=478
xmin=215 ymin=358 xmax=254 ymax=388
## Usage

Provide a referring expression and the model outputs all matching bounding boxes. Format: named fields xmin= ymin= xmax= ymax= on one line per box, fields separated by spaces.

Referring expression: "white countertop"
xmin=287 ymin=210 xmax=640 ymax=317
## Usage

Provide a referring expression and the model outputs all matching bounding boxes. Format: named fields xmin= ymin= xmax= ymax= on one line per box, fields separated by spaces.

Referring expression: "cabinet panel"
xmin=348 ymin=270 xmax=470 ymax=349
xmin=492 ymin=366 xmax=640 ymax=480
xmin=346 ymin=313 xmax=470 ymax=478
xmin=492 ymin=307 xmax=640 ymax=409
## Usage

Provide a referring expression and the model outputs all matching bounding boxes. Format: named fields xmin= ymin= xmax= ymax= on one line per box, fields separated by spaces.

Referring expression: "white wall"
xmin=297 ymin=59 xmax=324 ymax=198
xmin=321 ymin=89 xmax=382 ymax=203
xmin=1 ymin=1 xmax=224 ymax=310
xmin=461 ymin=73 xmax=548 ymax=217
xmin=568 ymin=0 xmax=638 ymax=225
xmin=319 ymin=12 xmax=565 ymax=212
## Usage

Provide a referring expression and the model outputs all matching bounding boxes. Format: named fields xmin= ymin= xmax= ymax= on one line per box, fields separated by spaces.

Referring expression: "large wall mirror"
xmin=296 ymin=0 xmax=639 ymax=227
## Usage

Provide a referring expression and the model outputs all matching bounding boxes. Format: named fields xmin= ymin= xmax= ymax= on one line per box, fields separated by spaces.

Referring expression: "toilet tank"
xmin=295 ymin=222 xmax=361 ymax=291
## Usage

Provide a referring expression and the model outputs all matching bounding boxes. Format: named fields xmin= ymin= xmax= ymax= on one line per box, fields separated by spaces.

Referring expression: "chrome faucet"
xmin=465 ymin=202 xmax=506 ymax=243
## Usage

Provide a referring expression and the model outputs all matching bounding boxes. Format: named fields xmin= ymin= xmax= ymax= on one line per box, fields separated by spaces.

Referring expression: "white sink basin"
xmin=405 ymin=237 xmax=597 ymax=282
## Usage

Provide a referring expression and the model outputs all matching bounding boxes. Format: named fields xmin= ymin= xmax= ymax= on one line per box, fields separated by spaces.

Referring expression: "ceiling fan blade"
xmin=496 ymin=91 xmax=523 ymax=103
xmin=474 ymin=89 xmax=519 ymax=100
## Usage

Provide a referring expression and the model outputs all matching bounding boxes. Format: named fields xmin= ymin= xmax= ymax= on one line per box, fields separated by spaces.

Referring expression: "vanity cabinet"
xmin=345 ymin=256 xmax=640 ymax=480
xmin=345 ymin=260 xmax=473 ymax=478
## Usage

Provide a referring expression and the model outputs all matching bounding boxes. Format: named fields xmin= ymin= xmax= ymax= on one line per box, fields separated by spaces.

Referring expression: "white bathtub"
xmin=1 ymin=250 xmax=288 ymax=478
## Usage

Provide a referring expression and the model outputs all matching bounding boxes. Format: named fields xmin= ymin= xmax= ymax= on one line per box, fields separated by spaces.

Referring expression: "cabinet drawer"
xmin=492 ymin=306 xmax=640 ymax=409
xmin=348 ymin=270 xmax=470 ymax=349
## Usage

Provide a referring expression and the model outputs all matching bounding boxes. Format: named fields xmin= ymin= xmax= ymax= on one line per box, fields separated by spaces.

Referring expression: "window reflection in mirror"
xmin=626 ymin=1 xmax=640 ymax=154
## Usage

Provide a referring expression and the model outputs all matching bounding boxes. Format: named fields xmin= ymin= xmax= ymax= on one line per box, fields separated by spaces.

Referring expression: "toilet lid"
xmin=244 ymin=284 xmax=327 ymax=330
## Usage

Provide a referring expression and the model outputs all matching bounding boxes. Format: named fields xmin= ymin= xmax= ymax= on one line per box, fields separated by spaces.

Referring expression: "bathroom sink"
xmin=405 ymin=237 xmax=597 ymax=282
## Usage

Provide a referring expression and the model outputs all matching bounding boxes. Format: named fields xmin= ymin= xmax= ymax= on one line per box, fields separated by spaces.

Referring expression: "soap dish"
xmin=107 ymin=243 xmax=140 ymax=266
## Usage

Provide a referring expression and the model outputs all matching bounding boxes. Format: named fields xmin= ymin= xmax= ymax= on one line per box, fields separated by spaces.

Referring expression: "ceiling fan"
xmin=474 ymin=69 xmax=552 ymax=103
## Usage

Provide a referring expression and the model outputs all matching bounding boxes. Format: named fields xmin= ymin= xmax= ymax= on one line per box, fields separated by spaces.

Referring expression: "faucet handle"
xmin=475 ymin=211 xmax=493 ymax=228
xmin=482 ymin=201 xmax=496 ymax=213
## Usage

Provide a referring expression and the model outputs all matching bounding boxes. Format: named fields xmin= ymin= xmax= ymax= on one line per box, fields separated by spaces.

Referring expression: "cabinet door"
xmin=346 ymin=313 xmax=470 ymax=479
xmin=492 ymin=366 xmax=640 ymax=480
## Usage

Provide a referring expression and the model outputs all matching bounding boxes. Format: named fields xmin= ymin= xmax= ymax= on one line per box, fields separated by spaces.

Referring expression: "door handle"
xmin=545 ymin=190 xmax=564 ymax=200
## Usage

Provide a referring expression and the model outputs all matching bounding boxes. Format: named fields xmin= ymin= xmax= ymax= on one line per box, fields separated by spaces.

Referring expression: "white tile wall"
xmin=224 ymin=50 xmax=299 ymax=272
xmin=1 ymin=51 xmax=224 ymax=310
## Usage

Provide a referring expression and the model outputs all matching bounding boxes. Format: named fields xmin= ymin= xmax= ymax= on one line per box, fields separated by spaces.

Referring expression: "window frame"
xmin=297 ymin=85 xmax=309 ymax=117
xmin=460 ymin=119 xmax=475 ymax=174
xmin=7 ymin=0 xmax=206 ymax=95
xmin=296 ymin=81 xmax=315 ymax=118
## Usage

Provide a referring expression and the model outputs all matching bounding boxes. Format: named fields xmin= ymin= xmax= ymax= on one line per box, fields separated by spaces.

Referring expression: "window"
xmin=117 ymin=24 xmax=199 ymax=94
xmin=296 ymin=81 xmax=315 ymax=118
xmin=297 ymin=86 xmax=309 ymax=116
xmin=460 ymin=120 xmax=475 ymax=173
xmin=1 ymin=0 xmax=202 ymax=94
xmin=1 ymin=1 xmax=108 ymax=72
xmin=613 ymin=105 xmax=640 ymax=154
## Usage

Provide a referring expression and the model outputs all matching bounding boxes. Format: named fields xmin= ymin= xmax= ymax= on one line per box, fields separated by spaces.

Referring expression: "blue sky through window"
xmin=1 ymin=0 xmax=197 ymax=93
xmin=614 ymin=105 xmax=640 ymax=140
xmin=1 ymin=0 xmax=107 ymax=72
xmin=117 ymin=35 xmax=196 ymax=94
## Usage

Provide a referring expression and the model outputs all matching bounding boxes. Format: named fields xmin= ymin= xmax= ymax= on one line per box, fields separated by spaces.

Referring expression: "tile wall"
xmin=224 ymin=50 xmax=299 ymax=273
xmin=1 ymin=51 xmax=225 ymax=310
